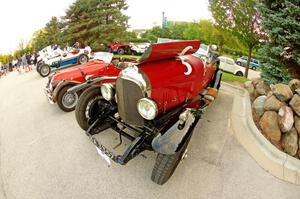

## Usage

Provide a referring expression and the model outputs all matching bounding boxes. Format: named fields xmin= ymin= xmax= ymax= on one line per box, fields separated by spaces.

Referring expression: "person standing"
xmin=26 ymin=53 xmax=32 ymax=71
xmin=22 ymin=54 xmax=28 ymax=72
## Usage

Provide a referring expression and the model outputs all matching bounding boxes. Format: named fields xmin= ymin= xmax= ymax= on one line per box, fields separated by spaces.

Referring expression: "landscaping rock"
xmin=271 ymin=84 xmax=293 ymax=102
xmin=295 ymin=87 xmax=300 ymax=95
xmin=282 ymin=128 xmax=298 ymax=156
xmin=256 ymin=81 xmax=269 ymax=96
xmin=244 ymin=81 xmax=255 ymax=98
xmin=294 ymin=116 xmax=300 ymax=136
xmin=289 ymin=94 xmax=300 ymax=116
xmin=288 ymin=79 xmax=300 ymax=93
xmin=278 ymin=106 xmax=294 ymax=133
xmin=253 ymin=96 xmax=267 ymax=117
xmin=264 ymin=95 xmax=284 ymax=111
xmin=252 ymin=78 xmax=261 ymax=88
xmin=260 ymin=111 xmax=281 ymax=142
xmin=266 ymin=91 xmax=273 ymax=98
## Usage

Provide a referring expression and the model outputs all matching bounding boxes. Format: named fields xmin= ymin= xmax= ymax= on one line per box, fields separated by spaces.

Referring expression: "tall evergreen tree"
xmin=31 ymin=17 xmax=63 ymax=51
xmin=64 ymin=0 xmax=129 ymax=49
xmin=259 ymin=0 xmax=300 ymax=84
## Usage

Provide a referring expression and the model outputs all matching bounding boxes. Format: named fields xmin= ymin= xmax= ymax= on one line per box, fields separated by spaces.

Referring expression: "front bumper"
xmin=44 ymin=87 xmax=55 ymax=104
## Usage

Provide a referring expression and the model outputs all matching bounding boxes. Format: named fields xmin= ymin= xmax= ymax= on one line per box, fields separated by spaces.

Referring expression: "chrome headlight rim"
xmin=137 ymin=98 xmax=158 ymax=120
xmin=101 ymin=83 xmax=114 ymax=101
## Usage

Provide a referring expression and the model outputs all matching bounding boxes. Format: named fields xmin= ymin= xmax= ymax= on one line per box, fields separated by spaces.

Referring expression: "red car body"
xmin=76 ymin=40 xmax=222 ymax=185
xmin=45 ymin=58 xmax=121 ymax=110
xmin=137 ymin=41 xmax=217 ymax=114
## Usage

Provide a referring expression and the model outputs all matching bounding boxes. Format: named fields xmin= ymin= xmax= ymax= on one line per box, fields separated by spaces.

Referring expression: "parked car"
xmin=44 ymin=52 xmax=121 ymax=112
xmin=38 ymin=48 xmax=90 ymax=77
xmin=130 ymin=43 xmax=150 ymax=55
xmin=219 ymin=56 xmax=245 ymax=76
xmin=236 ymin=56 xmax=260 ymax=70
xmin=108 ymin=42 xmax=132 ymax=55
xmin=74 ymin=41 xmax=222 ymax=185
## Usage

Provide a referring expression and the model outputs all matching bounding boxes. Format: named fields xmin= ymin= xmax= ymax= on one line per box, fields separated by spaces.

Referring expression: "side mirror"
xmin=211 ymin=45 xmax=218 ymax=51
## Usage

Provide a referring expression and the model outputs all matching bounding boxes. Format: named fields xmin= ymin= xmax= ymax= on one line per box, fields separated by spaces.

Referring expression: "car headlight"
xmin=137 ymin=98 xmax=158 ymax=120
xmin=101 ymin=83 xmax=114 ymax=101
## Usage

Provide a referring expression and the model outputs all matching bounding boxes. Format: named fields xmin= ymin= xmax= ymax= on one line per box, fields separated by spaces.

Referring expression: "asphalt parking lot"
xmin=0 ymin=70 xmax=299 ymax=199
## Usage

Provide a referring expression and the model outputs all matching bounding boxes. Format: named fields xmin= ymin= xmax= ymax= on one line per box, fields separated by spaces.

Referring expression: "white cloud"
xmin=0 ymin=0 xmax=212 ymax=54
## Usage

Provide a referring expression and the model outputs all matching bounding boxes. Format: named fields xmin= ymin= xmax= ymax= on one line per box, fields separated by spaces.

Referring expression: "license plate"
xmin=96 ymin=147 xmax=111 ymax=167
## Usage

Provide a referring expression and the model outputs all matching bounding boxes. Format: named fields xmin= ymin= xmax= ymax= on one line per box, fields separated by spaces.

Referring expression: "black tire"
xmin=57 ymin=85 xmax=78 ymax=112
xmin=39 ymin=64 xmax=51 ymax=77
xmin=151 ymin=132 xmax=193 ymax=185
xmin=78 ymin=54 xmax=89 ymax=64
xmin=117 ymin=48 xmax=125 ymax=55
xmin=75 ymin=86 xmax=106 ymax=131
xmin=235 ymin=71 xmax=243 ymax=76
xmin=36 ymin=61 xmax=43 ymax=73
xmin=236 ymin=61 xmax=242 ymax=66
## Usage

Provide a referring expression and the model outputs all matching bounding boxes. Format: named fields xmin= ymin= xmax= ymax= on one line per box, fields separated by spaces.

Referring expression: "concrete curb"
xmin=221 ymin=82 xmax=300 ymax=185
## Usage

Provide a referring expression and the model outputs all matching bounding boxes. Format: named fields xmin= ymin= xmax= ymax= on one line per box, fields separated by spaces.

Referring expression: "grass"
xmin=222 ymin=71 xmax=249 ymax=83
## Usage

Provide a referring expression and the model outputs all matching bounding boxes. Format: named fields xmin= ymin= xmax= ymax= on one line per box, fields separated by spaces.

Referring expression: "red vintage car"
xmin=44 ymin=52 xmax=122 ymax=112
xmin=108 ymin=42 xmax=132 ymax=55
xmin=75 ymin=40 xmax=222 ymax=185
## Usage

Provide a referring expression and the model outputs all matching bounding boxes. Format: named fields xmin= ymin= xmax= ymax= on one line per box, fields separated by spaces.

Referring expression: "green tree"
xmin=141 ymin=26 xmax=171 ymax=42
xmin=258 ymin=0 xmax=300 ymax=84
xmin=31 ymin=17 xmax=63 ymax=51
xmin=210 ymin=0 xmax=264 ymax=77
xmin=64 ymin=0 xmax=129 ymax=50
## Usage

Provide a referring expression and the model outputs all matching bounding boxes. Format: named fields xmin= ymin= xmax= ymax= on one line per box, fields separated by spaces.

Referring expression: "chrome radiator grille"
xmin=116 ymin=78 xmax=145 ymax=127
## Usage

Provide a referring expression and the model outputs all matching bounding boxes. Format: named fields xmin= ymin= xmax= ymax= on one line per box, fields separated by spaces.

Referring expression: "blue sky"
xmin=0 ymin=0 xmax=211 ymax=53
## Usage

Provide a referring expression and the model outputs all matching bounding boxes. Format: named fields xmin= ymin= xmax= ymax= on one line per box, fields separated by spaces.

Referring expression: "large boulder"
xmin=278 ymin=106 xmax=294 ymax=133
xmin=253 ymin=96 xmax=267 ymax=117
xmin=288 ymin=79 xmax=300 ymax=93
xmin=255 ymin=81 xmax=269 ymax=96
xmin=259 ymin=111 xmax=282 ymax=142
xmin=295 ymin=87 xmax=300 ymax=95
xmin=289 ymin=94 xmax=300 ymax=116
xmin=264 ymin=95 xmax=284 ymax=111
xmin=294 ymin=116 xmax=300 ymax=136
xmin=282 ymin=128 xmax=299 ymax=156
xmin=244 ymin=81 xmax=255 ymax=98
xmin=271 ymin=84 xmax=293 ymax=102
xmin=252 ymin=78 xmax=261 ymax=88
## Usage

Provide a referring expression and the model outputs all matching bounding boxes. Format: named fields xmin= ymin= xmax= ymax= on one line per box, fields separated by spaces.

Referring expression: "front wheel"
xmin=39 ymin=64 xmax=51 ymax=77
xmin=117 ymin=48 xmax=125 ymax=55
xmin=151 ymin=132 xmax=192 ymax=185
xmin=57 ymin=85 xmax=79 ymax=112
xmin=75 ymin=86 xmax=110 ymax=131
xmin=36 ymin=61 xmax=43 ymax=73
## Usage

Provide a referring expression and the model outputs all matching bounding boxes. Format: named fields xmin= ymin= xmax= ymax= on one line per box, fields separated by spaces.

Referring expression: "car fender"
xmin=53 ymin=80 xmax=81 ymax=102
xmin=152 ymin=109 xmax=199 ymax=155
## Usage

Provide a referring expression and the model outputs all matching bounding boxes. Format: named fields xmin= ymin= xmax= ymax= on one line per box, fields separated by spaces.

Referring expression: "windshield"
xmin=93 ymin=52 xmax=114 ymax=63
xmin=195 ymin=44 xmax=209 ymax=56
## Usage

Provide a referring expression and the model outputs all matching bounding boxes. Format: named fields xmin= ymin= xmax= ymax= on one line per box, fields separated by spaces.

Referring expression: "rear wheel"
xmin=236 ymin=61 xmax=242 ymax=66
xmin=39 ymin=64 xmax=51 ymax=77
xmin=57 ymin=85 xmax=78 ymax=112
xmin=151 ymin=132 xmax=193 ymax=185
xmin=75 ymin=86 xmax=110 ymax=131
xmin=235 ymin=71 xmax=243 ymax=76
xmin=78 ymin=54 xmax=89 ymax=64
